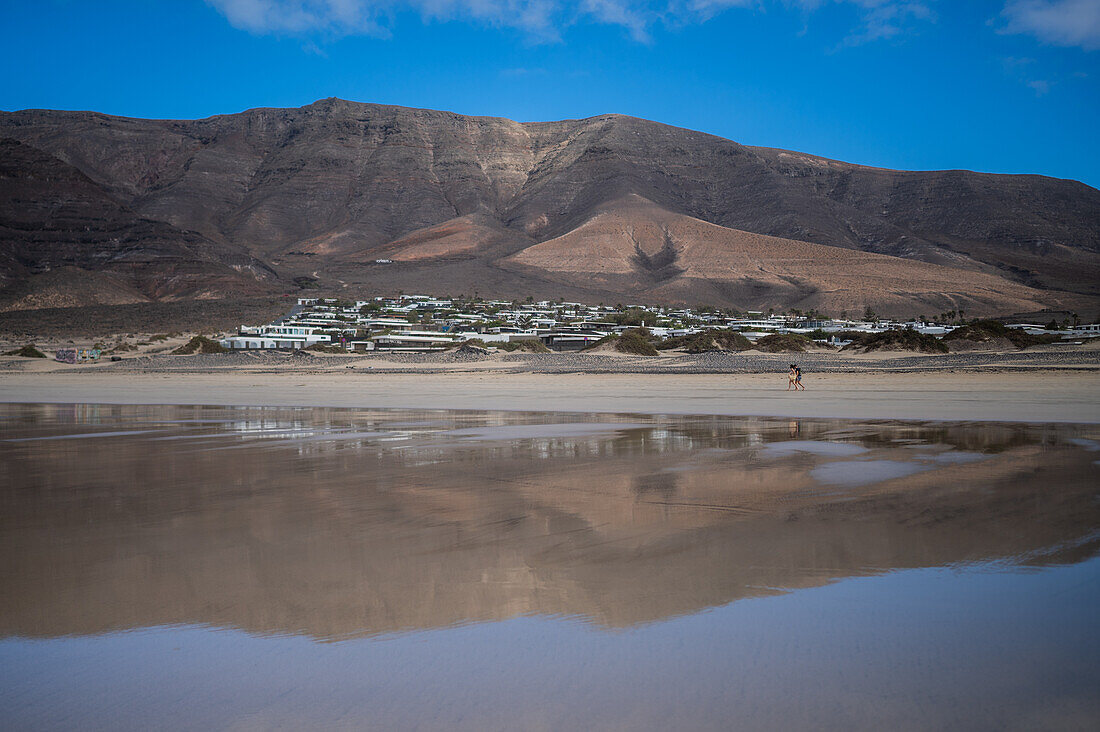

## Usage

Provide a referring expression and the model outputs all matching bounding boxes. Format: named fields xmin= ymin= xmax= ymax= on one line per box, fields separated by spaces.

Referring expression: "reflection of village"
xmin=2 ymin=404 xmax=1097 ymax=641
xmin=220 ymin=295 xmax=1100 ymax=352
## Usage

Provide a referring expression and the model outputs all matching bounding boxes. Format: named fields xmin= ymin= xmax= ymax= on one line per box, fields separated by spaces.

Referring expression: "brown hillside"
xmin=363 ymin=214 xmax=532 ymax=262
xmin=502 ymin=196 xmax=1068 ymax=316
xmin=0 ymin=267 xmax=149 ymax=312
xmin=1 ymin=100 xmax=1098 ymax=315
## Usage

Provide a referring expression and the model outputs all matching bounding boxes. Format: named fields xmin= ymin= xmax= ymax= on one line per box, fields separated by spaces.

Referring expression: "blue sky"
xmin=1 ymin=1 xmax=1098 ymax=186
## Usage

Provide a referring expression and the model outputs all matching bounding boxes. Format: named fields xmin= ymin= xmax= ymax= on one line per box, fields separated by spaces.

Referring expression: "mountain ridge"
xmin=2 ymin=98 xmax=1098 ymax=317
xmin=9 ymin=98 xmax=1092 ymax=185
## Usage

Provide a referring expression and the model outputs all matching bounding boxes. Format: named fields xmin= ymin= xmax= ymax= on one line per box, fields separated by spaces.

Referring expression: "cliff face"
xmin=0 ymin=137 xmax=275 ymax=311
xmin=2 ymin=98 xmax=1098 ymax=315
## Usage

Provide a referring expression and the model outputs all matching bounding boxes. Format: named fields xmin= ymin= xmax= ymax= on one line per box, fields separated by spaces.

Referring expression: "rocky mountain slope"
xmin=0 ymin=138 xmax=275 ymax=311
xmin=2 ymin=98 xmax=1098 ymax=316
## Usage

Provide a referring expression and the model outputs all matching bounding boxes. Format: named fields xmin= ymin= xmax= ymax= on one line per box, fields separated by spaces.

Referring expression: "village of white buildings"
xmin=219 ymin=295 xmax=1099 ymax=353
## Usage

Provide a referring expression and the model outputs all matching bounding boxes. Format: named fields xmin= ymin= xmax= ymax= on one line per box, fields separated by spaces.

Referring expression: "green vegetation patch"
xmin=754 ymin=333 xmax=812 ymax=353
xmin=617 ymin=329 xmax=659 ymax=356
xmin=305 ymin=343 xmax=347 ymax=354
xmin=843 ymin=328 xmax=948 ymax=354
xmin=4 ymin=343 xmax=46 ymax=358
xmin=499 ymin=339 xmax=550 ymax=353
xmin=583 ymin=329 xmax=659 ymax=356
xmin=173 ymin=336 xmax=230 ymax=355
xmin=452 ymin=338 xmax=489 ymax=349
xmin=943 ymin=320 xmax=1059 ymax=349
xmin=608 ymin=308 xmax=658 ymax=327
xmin=293 ymin=276 xmax=320 ymax=290
xmin=657 ymin=329 xmax=752 ymax=353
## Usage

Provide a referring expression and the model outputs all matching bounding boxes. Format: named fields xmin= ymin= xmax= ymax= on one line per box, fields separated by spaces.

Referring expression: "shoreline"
xmin=2 ymin=369 xmax=1098 ymax=424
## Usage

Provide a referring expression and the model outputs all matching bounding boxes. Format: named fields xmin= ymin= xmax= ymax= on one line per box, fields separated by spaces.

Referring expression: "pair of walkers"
xmin=787 ymin=364 xmax=805 ymax=391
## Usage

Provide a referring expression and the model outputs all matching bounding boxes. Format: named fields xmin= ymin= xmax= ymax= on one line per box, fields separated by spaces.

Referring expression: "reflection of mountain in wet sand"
xmin=1 ymin=406 xmax=1097 ymax=640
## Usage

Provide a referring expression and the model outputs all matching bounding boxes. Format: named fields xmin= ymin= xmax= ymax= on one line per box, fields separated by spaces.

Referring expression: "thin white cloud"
xmin=419 ymin=0 xmax=564 ymax=39
xmin=205 ymin=0 xmax=936 ymax=43
xmin=580 ymin=0 xmax=659 ymax=42
xmin=207 ymin=0 xmax=561 ymax=39
xmin=208 ymin=0 xmax=383 ymax=35
xmin=1001 ymin=0 xmax=1100 ymax=51
xmin=835 ymin=1 xmax=934 ymax=45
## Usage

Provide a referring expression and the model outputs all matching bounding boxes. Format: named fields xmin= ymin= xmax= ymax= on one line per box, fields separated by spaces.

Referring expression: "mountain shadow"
xmin=630 ymin=227 xmax=686 ymax=283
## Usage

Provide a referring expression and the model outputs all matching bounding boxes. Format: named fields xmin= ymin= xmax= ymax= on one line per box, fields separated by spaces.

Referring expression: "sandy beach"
xmin=2 ymin=360 xmax=1098 ymax=423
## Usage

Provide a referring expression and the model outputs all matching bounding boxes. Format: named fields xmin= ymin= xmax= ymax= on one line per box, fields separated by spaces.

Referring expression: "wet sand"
xmin=1 ymin=368 xmax=1097 ymax=422
xmin=1 ymin=405 xmax=1098 ymax=730
xmin=3 ymin=404 xmax=1097 ymax=638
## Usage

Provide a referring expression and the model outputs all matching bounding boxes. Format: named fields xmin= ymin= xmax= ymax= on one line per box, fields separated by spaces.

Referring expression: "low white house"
xmin=221 ymin=334 xmax=333 ymax=350
xmin=221 ymin=324 xmax=333 ymax=350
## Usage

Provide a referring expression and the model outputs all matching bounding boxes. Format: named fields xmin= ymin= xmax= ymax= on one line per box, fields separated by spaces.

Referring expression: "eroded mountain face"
xmin=2 ymin=98 xmax=1098 ymax=315
xmin=0 ymin=138 xmax=275 ymax=311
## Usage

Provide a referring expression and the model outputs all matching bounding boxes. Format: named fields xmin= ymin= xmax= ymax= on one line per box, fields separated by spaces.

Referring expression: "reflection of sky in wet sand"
xmin=4 ymin=561 xmax=1098 ymax=731
xmin=759 ymin=440 xmax=869 ymax=457
xmin=810 ymin=459 xmax=932 ymax=487
xmin=446 ymin=422 xmax=652 ymax=440
xmin=4 ymin=429 xmax=163 ymax=442
xmin=1 ymin=404 xmax=1098 ymax=730
xmin=1069 ymin=437 xmax=1100 ymax=451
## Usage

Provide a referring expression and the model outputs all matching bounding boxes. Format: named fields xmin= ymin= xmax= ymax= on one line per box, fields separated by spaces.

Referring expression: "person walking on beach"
xmin=788 ymin=364 xmax=805 ymax=391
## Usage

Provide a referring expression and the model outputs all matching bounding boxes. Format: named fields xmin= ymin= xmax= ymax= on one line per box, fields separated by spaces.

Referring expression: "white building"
xmin=221 ymin=324 xmax=333 ymax=350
